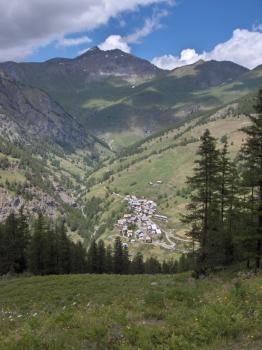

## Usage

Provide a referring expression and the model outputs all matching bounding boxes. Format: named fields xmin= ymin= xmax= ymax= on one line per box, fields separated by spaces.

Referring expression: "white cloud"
xmin=99 ymin=35 xmax=131 ymax=53
xmin=152 ymin=49 xmax=201 ymax=70
xmin=126 ymin=9 xmax=168 ymax=43
xmin=252 ymin=23 xmax=262 ymax=32
xmin=152 ymin=28 xmax=262 ymax=70
xmin=99 ymin=9 xmax=168 ymax=53
xmin=57 ymin=36 xmax=92 ymax=47
xmin=0 ymin=0 xmax=170 ymax=61
xmin=204 ymin=29 xmax=262 ymax=68
xmin=77 ymin=47 xmax=91 ymax=56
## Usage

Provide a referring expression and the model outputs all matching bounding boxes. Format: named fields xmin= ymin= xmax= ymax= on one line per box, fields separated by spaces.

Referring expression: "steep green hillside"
xmin=78 ymin=96 xmax=254 ymax=258
xmin=90 ymin=61 xmax=259 ymax=148
xmin=0 ymin=70 xmax=113 ymax=239
xmin=0 ymin=135 xmax=110 ymax=240
xmin=1 ymin=269 xmax=262 ymax=349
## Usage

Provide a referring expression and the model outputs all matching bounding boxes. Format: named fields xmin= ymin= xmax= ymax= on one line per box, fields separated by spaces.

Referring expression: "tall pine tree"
xmin=113 ymin=236 xmax=123 ymax=274
xmin=240 ymin=89 xmax=262 ymax=269
xmin=183 ymin=129 xmax=221 ymax=274
xmin=97 ymin=240 xmax=106 ymax=273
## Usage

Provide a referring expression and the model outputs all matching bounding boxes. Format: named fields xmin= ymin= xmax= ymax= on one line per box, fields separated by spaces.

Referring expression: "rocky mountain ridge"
xmin=0 ymin=69 xmax=113 ymax=160
xmin=0 ymin=49 xmax=258 ymax=146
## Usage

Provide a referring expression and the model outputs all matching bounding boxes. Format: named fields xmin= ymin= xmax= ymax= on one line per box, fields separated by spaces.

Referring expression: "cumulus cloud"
xmin=99 ymin=9 xmax=168 ymax=52
xmin=204 ymin=29 xmax=262 ymax=68
xmin=152 ymin=49 xmax=201 ymax=70
xmin=152 ymin=29 xmax=262 ymax=70
xmin=77 ymin=47 xmax=91 ymax=56
xmin=0 ymin=0 xmax=170 ymax=61
xmin=57 ymin=36 xmax=92 ymax=47
xmin=99 ymin=35 xmax=131 ymax=53
xmin=252 ymin=23 xmax=262 ymax=32
xmin=126 ymin=9 xmax=168 ymax=43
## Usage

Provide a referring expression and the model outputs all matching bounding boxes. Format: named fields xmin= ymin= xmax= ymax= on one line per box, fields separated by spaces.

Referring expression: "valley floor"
xmin=1 ymin=269 xmax=262 ymax=349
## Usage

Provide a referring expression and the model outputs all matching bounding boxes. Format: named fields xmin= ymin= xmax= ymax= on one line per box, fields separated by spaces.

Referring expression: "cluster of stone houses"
xmin=117 ymin=195 xmax=163 ymax=244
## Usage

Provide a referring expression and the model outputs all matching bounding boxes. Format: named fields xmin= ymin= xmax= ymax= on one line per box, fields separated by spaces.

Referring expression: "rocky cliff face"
xmin=0 ymin=70 xmax=94 ymax=149
xmin=0 ymin=187 xmax=59 ymax=222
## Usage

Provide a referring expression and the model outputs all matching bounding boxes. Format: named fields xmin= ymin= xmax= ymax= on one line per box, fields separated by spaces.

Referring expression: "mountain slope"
xmin=0 ymin=70 xmax=113 ymax=238
xmin=77 ymin=60 xmax=254 ymax=147
xmin=0 ymin=70 xmax=98 ymax=151
xmin=77 ymin=95 xmax=254 ymax=258
xmin=166 ymin=59 xmax=248 ymax=87
xmin=0 ymin=50 xmax=257 ymax=149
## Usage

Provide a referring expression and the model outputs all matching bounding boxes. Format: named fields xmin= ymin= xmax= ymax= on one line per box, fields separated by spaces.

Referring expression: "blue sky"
xmin=1 ymin=0 xmax=262 ymax=69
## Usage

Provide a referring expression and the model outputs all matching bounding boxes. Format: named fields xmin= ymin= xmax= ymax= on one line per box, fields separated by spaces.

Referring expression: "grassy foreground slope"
xmin=1 ymin=270 xmax=262 ymax=349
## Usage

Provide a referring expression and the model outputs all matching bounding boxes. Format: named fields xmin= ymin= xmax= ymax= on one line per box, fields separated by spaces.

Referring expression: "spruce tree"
xmin=220 ymin=142 xmax=231 ymax=224
xmin=105 ymin=244 xmax=113 ymax=273
xmin=162 ymin=260 xmax=168 ymax=274
xmin=57 ymin=222 xmax=71 ymax=274
xmin=0 ymin=214 xmax=18 ymax=274
xmin=113 ymin=236 xmax=123 ymax=274
xmin=43 ymin=227 xmax=58 ymax=275
xmin=145 ymin=257 xmax=161 ymax=274
xmin=132 ymin=252 xmax=144 ymax=274
xmin=217 ymin=142 xmax=238 ymax=265
xmin=87 ymin=240 xmax=97 ymax=273
xmin=183 ymin=129 xmax=221 ymax=274
xmin=2 ymin=213 xmax=25 ymax=274
xmin=97 ymin=240 xmax=106 ymax=273
xmin=70 ymin=242 xmax=87 ymax=273
xmin=17 ymin=208 xmax=30 ymax=272
xmin=28 ymin=214 xmax=47 ymax=275
xmin=122 ymin=245 xmax=130 ymax=274
xmin=223 ymin=160 xmax=241 ymax=264
xmin=240 ymin=89 xmax=262 ymax=269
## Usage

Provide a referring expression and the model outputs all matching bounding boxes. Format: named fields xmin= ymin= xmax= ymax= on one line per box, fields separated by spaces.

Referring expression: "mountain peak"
xmin=89 ymin=46 xmax=101 ymax=52
xmin=73 ymin=46 xmax=163 ymax=77
xmin=77 ymin=46 xmax=131 ymax=59
xmin=76 ymin=46 xmax=101 ymax=59
xmin=193 ymin=59 xmax=205 ymax=66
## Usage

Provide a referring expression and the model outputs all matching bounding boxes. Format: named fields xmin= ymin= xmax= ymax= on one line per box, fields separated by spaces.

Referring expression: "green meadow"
xmin=1 ymin=269 xmax=262 ymax=349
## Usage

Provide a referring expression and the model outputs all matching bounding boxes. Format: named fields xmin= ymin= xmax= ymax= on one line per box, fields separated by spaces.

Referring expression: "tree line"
xmin=0 ymin=211 xmax=87 ymax=275
xmin=183 ymin=89 xmax=262 ymax=276
xmin=0 ymin=212 xmax=189 ymax=276
xmin=85 ymin=236 xmax=192 ymax=274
